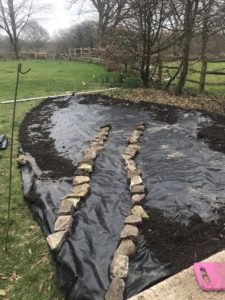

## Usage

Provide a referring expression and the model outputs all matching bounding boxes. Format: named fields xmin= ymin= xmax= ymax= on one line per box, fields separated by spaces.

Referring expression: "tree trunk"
xmin=199 ymin=0 xmax=213 ymax=94
xmin=176 ymin=0 xmax=198 ymax=95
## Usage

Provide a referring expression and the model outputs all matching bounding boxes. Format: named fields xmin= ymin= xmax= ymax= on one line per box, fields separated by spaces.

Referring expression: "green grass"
xmin=162 ymin=61 xmax=225 ymax=96
xmin=0 ymin=60 xmax=117 ymax=299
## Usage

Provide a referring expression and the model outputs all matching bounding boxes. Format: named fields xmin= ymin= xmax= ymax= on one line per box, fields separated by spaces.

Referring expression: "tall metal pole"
xmin=5 ymin=63 xmax=31 ymax=252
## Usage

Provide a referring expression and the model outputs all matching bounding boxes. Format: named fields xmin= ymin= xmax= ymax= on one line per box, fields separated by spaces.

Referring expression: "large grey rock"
xmin=132 ymin=206 xmax=149 ymax=220
xmin=120 ymin=225 xmax=139 ymax=241
xmin=73 ymin=176 xmax=90 ymax=186
xmin=124 ymin=215 xmax=142 ymax=225
xmin=105 ymin=278 xmax=125 ymax=300
xmin=72 ymin=183 xmax=90 ymax=197
xmin=131 ymin=194 xmax=145 ymax=205
xmin=130 ymin=175 xmax=143 ymax=188
xmin=54 ymin=216 xmax=73 ymax=232
xmin=46 ymin=231 xmax=67 ymax=251
xmin=110 ymin=254 xmax=129 ymax=279
xmin=130 ymin=184 xmax=146 ymax=194
xmin=115 ymin=239 xmax=136 ymax=256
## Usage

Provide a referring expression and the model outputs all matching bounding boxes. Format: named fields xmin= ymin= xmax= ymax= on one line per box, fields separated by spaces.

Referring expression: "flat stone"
xmin=136 ymin=124 xmax=146 ymax=131
xmin=127 ymin=168 xmax=141 ymax=180
xmin=130 ymin=184 xmax=146 ymax=194
xmin=63 ymin=198 xmax=80 ymax=209
xmin=74 ymin=168 xmax=91 ymax=176
xmin=17 ymin=154 xmax=28 ymax=165
xmin=122 ymin=154 xmax=132 ymax=165
xmin=124 ymin=144 xmax=140 ymax=158
xmin=131 ymin=194 xmax=145 ymax=205
xmin=132 ymin=206 xmax=149 ymax=220
xmin=72 ymin=183 xmax=90 ymax=197
xmin=78 ymin=163 xmax=93 ymax=173
xmin=129 ymin=131 xmax=142 ymax=144
xmin=61 ymin=193 xmax=77 ymax=200
xmin=54 ymin=216 xmax=73 ymax=232
xmin=105 ymin=278 xmax=125 ymax=300
xmin=110 ymin=254 xmax=129 ymax=279
xmin=100 ymin=124 xmax=112 ymax=132
xmin=91 ymin=138 xmax=104 ymax=145
xmin=124 ymin=215 xmax=142 ymax=225
xmin=58 ymin=201 xmax=74 ymax=216
xmin=115 ymin=239 xmax=136 ymax=256
xmin=120 ymin=225 xmax=139 ymax=240
xmin=83 ymin=149 xmax=97 ymax=161
xmin=46 ymin=231 xmax=67 ymax=251
xmin=130 ymin=175 xmax=143 ymax=188
xmin=73 ymin=176 xmax=90 ymax=186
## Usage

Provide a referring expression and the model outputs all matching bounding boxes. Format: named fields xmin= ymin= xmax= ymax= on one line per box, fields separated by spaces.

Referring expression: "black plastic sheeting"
xmin=19 ymin=95 xmax=225 ymax=299
xmin=0 ymin=134 xmax=8 ymax=150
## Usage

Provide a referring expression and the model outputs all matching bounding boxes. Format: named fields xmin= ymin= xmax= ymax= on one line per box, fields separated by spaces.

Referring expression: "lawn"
xmin=0 ymin=60 xmax=117 ymax=299
xmin=162 ymin=61 xmax=225 ymax=96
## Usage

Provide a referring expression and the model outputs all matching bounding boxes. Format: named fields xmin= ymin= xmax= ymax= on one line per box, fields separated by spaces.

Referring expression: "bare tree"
xmin=0 ymin=0 xmax=46 ymax=59
xmin=175 ymin=0 xmax=200 ymax=95
xmin=22 ymin=20 xmax=49 ymax=52
xmin=69 ymin=0 xmax=128 ymax=47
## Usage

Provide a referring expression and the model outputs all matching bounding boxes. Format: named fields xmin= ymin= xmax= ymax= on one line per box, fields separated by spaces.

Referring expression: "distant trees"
xmin=0 ymin=0 xmax=46 ymax=59
xmin=22 ymin=21 xmax=49 ymax=52
xmin=69 ymin=0 xmax=128 ymax=47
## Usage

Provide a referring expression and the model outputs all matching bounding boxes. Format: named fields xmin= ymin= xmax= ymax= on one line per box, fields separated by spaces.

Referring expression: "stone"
xmin=83 ymin=149 xmax=97 ymax=161
xmin=131 ymin=194 xmax=145 ymax=205
xmin=129 ymin=131 xmax=142 ymax=144
xmin=74 ymin=168 xmax=91 ymax=177
xmin=73 ymin=176 xmax=90 ymax=186
xmin=54 ymin=216 xmax=73 ymax=232
xmin=58 ymin=201 xmax=74 ymax=216
xmin=110 ymin=254 xmax=129 ymax=279
xmin=122 ymin=154 xmax=132 ymax=165
xmin=17 ymin=154 xmax=28 ymax=165
xmin=72 ymin=183 xmax=90 ymax=197
xmin=115 ymin=239 xmax=136 ymax=256
xmin=131 ymin=206 xmax=149 ymax=220
xmin=130 ymin=175 xmax=143 ymax=188
xmin=136 ymin=124 xmax=146 ymax=131
xmin=126 ymin=168 xmax=141 ymax=180
xmin=46 ymin=231 xmax=68 ymax=251
xmin=105 ymin=278 xmax=125 ymax=300
xmin=78 ymin=163 xmax=93 ymax=173
xmin=120 ymin=225 xmax=139 ymax=240
xmin=63 ymin=198 xmax=80 ymax=208
xmin=91 ymin=138 xmax=104 ymax=145
xmin=130 ymin=184 xmax=146 ymax=194
xmin=61 ymin=193 xmax=77 ymax=200
xmin=100 ymin=124 xmax=112 ymax=132
xmin=124 ymin=215 xmax=142 ymax=225
xmin=124 ymin=144 xmax=140 ymax=158
xmin=90 ymin=142 xmax=104 ymax=150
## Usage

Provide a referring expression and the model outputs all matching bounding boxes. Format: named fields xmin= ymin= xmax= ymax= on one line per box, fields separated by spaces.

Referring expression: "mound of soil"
xmin=142 ymin=208 xmax=225 ymax=274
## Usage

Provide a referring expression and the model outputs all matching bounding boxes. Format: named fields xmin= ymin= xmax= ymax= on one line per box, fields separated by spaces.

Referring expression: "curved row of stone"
xmin=105 ymin=123 xmax=149 ymax=300
xmin=47 ymin=124 xmax=112 ymax=251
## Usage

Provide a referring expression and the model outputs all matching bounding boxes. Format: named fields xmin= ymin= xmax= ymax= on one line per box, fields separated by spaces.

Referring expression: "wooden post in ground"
xmin=158 ymin=58 xmax=162 ymax=83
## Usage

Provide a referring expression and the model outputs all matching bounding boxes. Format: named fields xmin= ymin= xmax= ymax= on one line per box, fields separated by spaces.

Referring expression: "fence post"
xmin=158 ymin=58 xmax=162 ymax=83
xmin=199 ymin=60 xmax=208 ymax=94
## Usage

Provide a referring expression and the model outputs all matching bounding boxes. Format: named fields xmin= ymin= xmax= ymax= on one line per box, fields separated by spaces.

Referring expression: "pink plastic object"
xmin=193 ymin=262 xmax=225 ymax=291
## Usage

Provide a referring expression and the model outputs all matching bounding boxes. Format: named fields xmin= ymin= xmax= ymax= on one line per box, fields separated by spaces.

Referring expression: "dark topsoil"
xmin=19 ymin=94 xmax=225 ymax=277
xmin=141 ymin=208 xmax=225 ymax=275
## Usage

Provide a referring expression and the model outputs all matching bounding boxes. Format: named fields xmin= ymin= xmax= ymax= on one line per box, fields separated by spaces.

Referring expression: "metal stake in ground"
xmin=5 ymin=63 xmax=31 ymax=252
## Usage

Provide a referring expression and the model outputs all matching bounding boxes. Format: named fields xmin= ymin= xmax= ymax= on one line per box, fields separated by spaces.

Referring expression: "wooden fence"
xmin=0 ymin=52 xmax=48 ymax=60
xmin=60 ymin=48 xmax=102 ymax=62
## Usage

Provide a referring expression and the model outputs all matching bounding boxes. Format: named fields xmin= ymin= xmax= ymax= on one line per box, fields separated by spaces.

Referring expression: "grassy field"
xmin=162 ymin=61 xmax=225 ymax=96
xmin=0 ymin=60 xmax=117 ymax=299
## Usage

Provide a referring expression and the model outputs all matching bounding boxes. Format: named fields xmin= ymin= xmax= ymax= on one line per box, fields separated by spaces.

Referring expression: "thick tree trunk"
xmin=176 ymin=0 xmax=193 ymax=96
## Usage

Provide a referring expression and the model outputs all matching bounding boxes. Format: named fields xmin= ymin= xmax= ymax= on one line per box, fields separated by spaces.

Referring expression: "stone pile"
xmin=47 ymin=124 xmax=112 ymax=251
xmin=105 ymin=123 xmax=149 ymax=300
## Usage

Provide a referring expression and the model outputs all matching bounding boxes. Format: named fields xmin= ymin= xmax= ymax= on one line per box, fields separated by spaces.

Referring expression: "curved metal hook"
xmin=18 ymin=63 xmax=31 ymax=75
